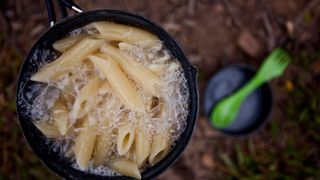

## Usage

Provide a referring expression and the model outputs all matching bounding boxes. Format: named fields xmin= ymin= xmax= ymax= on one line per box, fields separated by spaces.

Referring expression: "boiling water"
xmin=17 ymin=26 xmax=189 ymax=176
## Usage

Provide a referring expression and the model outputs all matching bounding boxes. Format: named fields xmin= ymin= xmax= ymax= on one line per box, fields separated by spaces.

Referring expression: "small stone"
xmin=163 ymin=22 xmax=181 ymax=34
xmin=189 ymin=54 xmax=202 ymax=65
xmin=201 ymin=153 xmax=215 ymax=169
xmin=30 ymin=25 xmax=45 ymax=37
xmin=286 ymin=21 xmax=294 ymax=36
xmin=11 ymin=21 xmax=22 ymax=31
xmin=285 ymin=80 xmax=294 ymax=92
xmin=183 ymin=19 xmax=197 ymax=28
xmin=213 ymin=3 xmax=224 ymax=14
xmin=237 ymin=30 xmax=262 ymax=57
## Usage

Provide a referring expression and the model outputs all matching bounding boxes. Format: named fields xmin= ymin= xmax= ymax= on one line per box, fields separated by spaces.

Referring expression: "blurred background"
xmin=1 ymin=0 xmax=320 ymax=179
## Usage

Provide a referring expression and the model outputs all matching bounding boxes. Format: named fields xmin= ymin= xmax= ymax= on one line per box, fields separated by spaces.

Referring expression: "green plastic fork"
xmin=210 ymin=48 xmax=290 ymax=128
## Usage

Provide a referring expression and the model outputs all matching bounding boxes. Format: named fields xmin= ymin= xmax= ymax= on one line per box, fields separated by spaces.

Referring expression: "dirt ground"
xmin=1 ymin=0 xmax=320 ymax=179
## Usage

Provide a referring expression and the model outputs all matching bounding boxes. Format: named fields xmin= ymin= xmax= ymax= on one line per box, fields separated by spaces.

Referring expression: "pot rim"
xmin=16 ymin=9 xmax=199 ymax=180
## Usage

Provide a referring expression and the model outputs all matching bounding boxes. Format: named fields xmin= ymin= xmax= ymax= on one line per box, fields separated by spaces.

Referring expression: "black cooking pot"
xmin=15 ymin=2 xmax=198 ymax=179
xmin=204 ymin=64 xmax=273 ymax=136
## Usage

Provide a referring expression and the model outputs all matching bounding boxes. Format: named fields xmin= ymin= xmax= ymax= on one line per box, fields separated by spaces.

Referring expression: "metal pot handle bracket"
xmin=45 ymin=0 xmax=83 ymax=27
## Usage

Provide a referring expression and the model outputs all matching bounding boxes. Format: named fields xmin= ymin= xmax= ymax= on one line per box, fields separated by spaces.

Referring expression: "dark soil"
xmin=1 ymin=0 xmax=320 ymax=179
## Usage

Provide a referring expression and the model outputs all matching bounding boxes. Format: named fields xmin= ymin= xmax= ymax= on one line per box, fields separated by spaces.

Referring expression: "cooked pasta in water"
xmin=30 ymin=21 xmax=189 ymax=179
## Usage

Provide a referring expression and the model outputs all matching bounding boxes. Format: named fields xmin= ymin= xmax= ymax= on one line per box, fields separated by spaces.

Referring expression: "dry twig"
xmin=262 ymin=13 xmax=275 ymax=51
xmin=222 ymin=0 xmax=242 ymax=28
xmin=188 ymin=0 xmax=196 ymax=16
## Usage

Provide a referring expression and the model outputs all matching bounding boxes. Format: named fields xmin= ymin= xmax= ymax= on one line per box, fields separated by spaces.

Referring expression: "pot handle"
xmin=57 ymin=0 xmax=68 ymax=18
xmin=59 ymin=0 xmax=83 ymax=13
xmin=45 ymin=0 xmax=83 ymax=27
xmin=190 ymin=65 xmax=198 ymax=79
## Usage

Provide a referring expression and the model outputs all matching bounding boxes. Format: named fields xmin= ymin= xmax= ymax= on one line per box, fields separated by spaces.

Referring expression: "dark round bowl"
xmin=16 ymin=10 xmax=198 ymax=180
xmin=204 ymin=64 xmax=273 ymax=136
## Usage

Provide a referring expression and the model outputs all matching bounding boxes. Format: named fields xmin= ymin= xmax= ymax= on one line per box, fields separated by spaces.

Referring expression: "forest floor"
xmin=1 ymin=0 xmax=320 ymax=179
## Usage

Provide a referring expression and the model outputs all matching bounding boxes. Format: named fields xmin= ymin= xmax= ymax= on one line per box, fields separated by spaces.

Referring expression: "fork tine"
xmin=281 ymin=58 xmax=290 ymax=68
xmin=266 ymin=49 xmax=284 ymax=65
xmin=282 ymin=51 xmax=290 ymax=62
xmin=274 ymin=49 xmax=284 ymax=58
xmin=278 ymin=54 xmax=290 ymax=68
xmin=269 ymin=48 xmax=281 ymax=58
xmin=275 ymin=51 xmax=287 ymax=64
xmin=278 ymin=50 xmax=290 ymax=64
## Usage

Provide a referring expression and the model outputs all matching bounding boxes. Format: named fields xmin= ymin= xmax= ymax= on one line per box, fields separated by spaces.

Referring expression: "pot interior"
xmin=16 ymin=10 xmax=198 ymax=180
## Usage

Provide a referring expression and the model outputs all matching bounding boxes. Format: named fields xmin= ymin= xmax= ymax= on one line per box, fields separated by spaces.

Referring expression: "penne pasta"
xmin=93 ymin=119 xmax=112 ymax=167
xmin=117 ymin=124 xmax=135 ymax=156
xmin=89 ymin=55 xmax=144 ymax=112
xmin=125 ymin=148 xmax=136 ymax=162
xmin=52 ymin=34 xmax=88 ymax=52
xmin=51 ymin=99 xmax=69 ymax=135
xmin=134 ymin=125 xmax=151 ymax=167
xmin=98 ymin=82 xmax=111 ymax=95
xmin=34 ymin=121 xmax=60 ymax=138
xmin=30 ymin=21 xmax=189 ymax=177
xmin=74 ymin=117 xmax=97 ymax=170
xmin=70 ymin=76 xmax=102 ymax=125
xmin=168 ymin=61 xmax=180 ymax=72
xmin=86 ymin=21 xmax=158 ymax=47
xmin=118 ymin=42 xmax=146 ymax=61
xmin=152 ymin=51 xmax=171 ymax=64
xmin=149 ymin=131 xmax=170 ymax=165
xmin=60 ymin=92 xmax=75 ymax=107
xmin=147 ymin=64 xmax=165 ymax=77
xmin=64 ymin=143 xmax=74 ymax=158
xmin=73 ymin=117 xmax=85 ymax=129
xmin=146 ymin=96 xmax=165 ymax=118
xmin=31 ymin=38 xmax=103 ymax=82
xmin=108 ymin=159 xmax=141 ymax=179
xmin=100 ymin=44 xmax=163 ymax=95
xmin=118 ymin=42 xmax=142 ymax=52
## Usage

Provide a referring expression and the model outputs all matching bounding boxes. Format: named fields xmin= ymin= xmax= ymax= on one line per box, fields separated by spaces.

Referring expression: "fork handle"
xmin=234 ymin=75 xmax=265 ymax=101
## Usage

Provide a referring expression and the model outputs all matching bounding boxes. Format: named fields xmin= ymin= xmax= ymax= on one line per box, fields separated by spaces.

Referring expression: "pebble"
xmin=201 ymin=153 xmax=216 ymax=169
xmin=189 ymin=54 xmax=202 ymax=65
xmin=286 ymin=20 xmax=294 ymax=36
xmin=11 ymin=21 xmax=22 ymax=31
xmin=212 ymin=3 xmax=224 ymax=15
xmin=163 ymin=22 xmax=182 ymax=34
xmin=30 ymin=24 xmax=45 ymax=37
xmin=237 ymin=30 xmax=262 ymax=58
